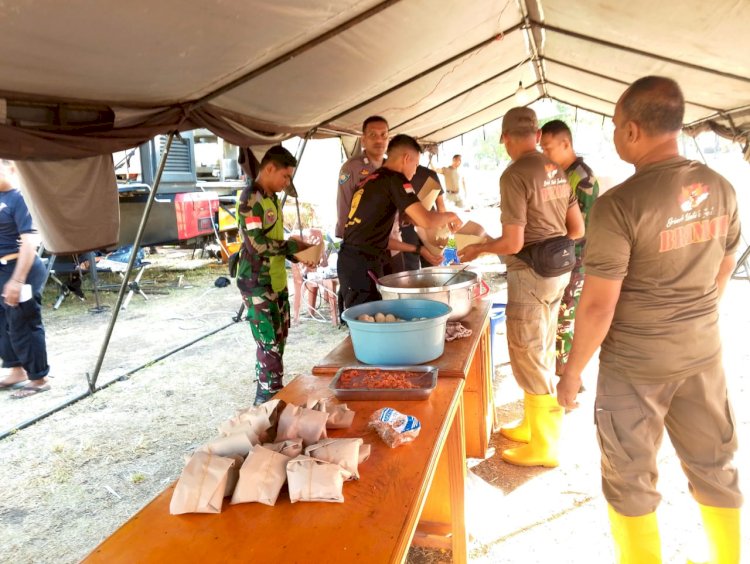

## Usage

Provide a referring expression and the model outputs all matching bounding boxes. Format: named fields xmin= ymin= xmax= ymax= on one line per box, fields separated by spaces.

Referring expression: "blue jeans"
xmin=0 ymin=256 xmax=49 ymax=380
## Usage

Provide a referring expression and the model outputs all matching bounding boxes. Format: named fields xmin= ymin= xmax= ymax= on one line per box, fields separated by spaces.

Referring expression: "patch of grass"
xmin=131 ymin=473 xmax=146 ymax=484
xmin=51 ymin=460 xmax=74 ymax=483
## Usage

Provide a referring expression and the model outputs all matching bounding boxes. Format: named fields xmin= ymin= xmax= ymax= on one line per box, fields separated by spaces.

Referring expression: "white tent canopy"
xmin=1 ymin=0 xmax=748 ymax=159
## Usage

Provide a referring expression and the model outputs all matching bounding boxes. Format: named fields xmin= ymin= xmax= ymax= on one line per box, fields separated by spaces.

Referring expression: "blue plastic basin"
xmin=342 ymin=299 xmax=452 ymax=365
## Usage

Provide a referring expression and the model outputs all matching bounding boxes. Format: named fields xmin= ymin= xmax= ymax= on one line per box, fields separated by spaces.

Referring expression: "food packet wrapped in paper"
xmin=230 ymin=445 xmax=291 ymax=506
xmin=218 ymin=399 xmax=285 ymax=443
xmin=276 ymin=403 xmax=329 ymax=446
xmin=369 ymin=407 xmax=421 ymax=448
xmin=358 ymin=443 xmax=371 ymax=464
xmin=223 ymin=454 xmax=244 ymax=497
xmin=304 ymin=438 xmax=365 ymax=480
xmin=262 ymin=438 xmax=304 ymax=458
xmin=197 ymin=431 xmax=257 ymax=457
xmin=306 ymin=397 xmax=355 ymax=429
xmin=170 ymin=452 xmax=239 ymax=514
xmin=286 ymin=455 xmax=352 ymax=503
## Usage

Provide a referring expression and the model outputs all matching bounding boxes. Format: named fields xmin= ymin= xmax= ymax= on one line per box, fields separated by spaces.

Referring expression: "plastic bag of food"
xmin=369 ymin=407 xmax=421 ymax=448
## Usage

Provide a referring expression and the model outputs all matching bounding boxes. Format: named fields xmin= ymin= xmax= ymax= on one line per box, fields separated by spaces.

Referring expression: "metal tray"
xmin=329 ymin=365 xmax=438 ymax=401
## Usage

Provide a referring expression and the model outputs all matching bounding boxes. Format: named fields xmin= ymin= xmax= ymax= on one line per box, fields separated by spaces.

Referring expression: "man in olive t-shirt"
xmin=460 ymin=107 xmax=584 ymax=469
xmin=557 ymin=76 xmax=742 ymax=563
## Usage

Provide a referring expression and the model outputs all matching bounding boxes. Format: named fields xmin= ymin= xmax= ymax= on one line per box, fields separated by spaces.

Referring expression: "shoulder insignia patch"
xmin=403 ymin=183 xmax=414 ymax=194
xmin=339 ymin=172 xmax=351 ymax=185
xmin=264 ymin=208 xmax=277 ymax=226
xmin=360 ymin=169 xmax=370 ymax=177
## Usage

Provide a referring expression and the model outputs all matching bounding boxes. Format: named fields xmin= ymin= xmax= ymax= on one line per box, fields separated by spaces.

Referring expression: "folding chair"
xmin=94 ymin=247 xmax=153 ymax=310
xmin=40 ymin=252 xmax=86 ymax=310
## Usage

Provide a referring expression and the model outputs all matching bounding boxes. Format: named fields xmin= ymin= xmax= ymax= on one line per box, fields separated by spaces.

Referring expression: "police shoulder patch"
xmin=339 ymin=172 xmax=351 ymax=185
xmin=403 ymin=183 xmax=415 ymax=194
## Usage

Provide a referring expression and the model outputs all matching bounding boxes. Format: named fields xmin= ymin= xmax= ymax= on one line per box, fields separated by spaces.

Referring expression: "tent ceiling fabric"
xmin=0 ymin=0 xmax=748 ymax=160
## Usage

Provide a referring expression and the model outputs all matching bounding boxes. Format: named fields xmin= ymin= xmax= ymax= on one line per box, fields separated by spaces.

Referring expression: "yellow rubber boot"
xmin=501 ymin=393 xmax=562 ymax=467
xmin=607 ymin=505 xmax=661 ymax=564
xmin=698 ymin=504 xmax=741 ymax=564
xmin=500 ymin=393 xmax=530 ymax=443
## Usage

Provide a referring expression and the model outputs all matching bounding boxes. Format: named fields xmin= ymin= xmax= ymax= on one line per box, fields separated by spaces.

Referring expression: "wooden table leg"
xmin=448 ymin=397 xmax=467 ymax=563
xmin=413 ymin=397 xmax=467 ymax=561
xmin=464 ymin=323 xmax=495 ymax=458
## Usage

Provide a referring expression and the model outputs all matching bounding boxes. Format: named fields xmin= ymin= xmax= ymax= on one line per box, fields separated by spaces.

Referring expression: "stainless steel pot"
xmin=377 ymin=267 xmax=487 ymax=321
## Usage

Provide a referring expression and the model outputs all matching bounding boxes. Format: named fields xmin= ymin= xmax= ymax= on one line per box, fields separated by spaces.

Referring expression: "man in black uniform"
xmin=392 ymin=165 xmax=446 ymax=272
xmin=338 ymin=135 xmax=461 ymax=309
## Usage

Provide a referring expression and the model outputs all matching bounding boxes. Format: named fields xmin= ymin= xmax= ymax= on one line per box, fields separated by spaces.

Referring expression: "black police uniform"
xmin=338 ymin=167 xmax=420 ymax=310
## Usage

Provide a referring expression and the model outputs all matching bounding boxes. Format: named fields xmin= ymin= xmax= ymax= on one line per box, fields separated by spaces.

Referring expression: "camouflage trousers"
xmin=555 ymin=262 xmax=584 ymax=376
xmin=238 ymin=282 xmax=290 ymax=402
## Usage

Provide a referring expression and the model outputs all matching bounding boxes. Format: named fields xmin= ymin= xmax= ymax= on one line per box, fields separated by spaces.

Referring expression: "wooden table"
xmin=84 ymin=375 xmax=467 ymax=564
xmin=313 ymin=299 xmax=495 ymax=458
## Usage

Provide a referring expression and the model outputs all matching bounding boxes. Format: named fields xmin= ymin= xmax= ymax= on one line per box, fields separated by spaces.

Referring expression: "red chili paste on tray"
xmin=338 ymin=369 xmax=420 ymax=389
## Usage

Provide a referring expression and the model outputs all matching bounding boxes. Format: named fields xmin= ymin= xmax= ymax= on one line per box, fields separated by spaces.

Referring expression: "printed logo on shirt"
xmin=540 ymin=181 xmax=570 ymax=202
xmin=678 ymin=183 xmax=710 ymax=212
xmin=403 ymin=183 xmax=414 ymax=194
xmin=544 ymin=164 xmax=559 ymax=180
xmin=0 ymin=203 xmax=6 ymax=213
xmin=339 ymin=172 xmax=351 ymax=186
xmin=244 ymin=216 xmax=262 ymax=230
xmin=659 ymin=214 xmax=729 ymax=253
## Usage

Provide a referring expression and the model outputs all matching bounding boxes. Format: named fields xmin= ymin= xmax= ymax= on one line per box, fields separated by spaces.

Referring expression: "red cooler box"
xmin=175 ymin=192 xmax=219 ymax=240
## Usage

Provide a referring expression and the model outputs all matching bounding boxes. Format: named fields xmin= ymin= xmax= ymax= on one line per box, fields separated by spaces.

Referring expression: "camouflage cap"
xmin=501 ymin=107 xmax=539 ymax=138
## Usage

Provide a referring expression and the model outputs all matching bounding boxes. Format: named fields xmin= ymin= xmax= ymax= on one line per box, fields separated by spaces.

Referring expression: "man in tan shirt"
xmin=460 ymin=107 xmax=584 ymax=469
xmin=557 ymin=76 xmax=742 ymax=563
xmin=434 ymin=154 xmax=467 ymax=209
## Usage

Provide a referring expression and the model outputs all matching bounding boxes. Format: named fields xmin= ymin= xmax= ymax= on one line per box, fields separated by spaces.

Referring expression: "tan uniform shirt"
xmin=584 ymin=157 xmax=741 ymax=383
xmin=438 ymin=166 xmax=461 ymax=193
xmin=500 ymin=151 xmax=576 ymax=271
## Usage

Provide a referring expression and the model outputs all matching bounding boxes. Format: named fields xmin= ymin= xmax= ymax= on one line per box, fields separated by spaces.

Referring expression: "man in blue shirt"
xmin=0 ymin=159 xmax=50 ymax=398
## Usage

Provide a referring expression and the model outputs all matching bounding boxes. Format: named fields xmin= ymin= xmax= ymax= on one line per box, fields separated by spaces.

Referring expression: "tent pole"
xmin=281 ymin=131 xmax=312 ymax=237
xmin=86 ymin=132 xmax=176 ymax=392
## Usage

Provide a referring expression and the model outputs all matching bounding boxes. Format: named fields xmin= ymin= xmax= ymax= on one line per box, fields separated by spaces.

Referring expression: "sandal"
xmin=0 ymin=380 xmax=28 ymax=390
xmin=10 ymin=383 xmax=51 ymax=399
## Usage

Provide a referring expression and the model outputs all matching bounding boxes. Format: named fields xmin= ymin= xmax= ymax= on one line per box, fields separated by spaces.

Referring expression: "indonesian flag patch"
xmin=244 ymin=216 xmax=262 ymax=230
xmin=403 ymin=183 xmax=414 ymax=194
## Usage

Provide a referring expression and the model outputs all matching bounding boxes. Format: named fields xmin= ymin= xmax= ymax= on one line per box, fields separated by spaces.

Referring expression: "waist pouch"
xmin=515 ymin=236 xmax=575 ymax=277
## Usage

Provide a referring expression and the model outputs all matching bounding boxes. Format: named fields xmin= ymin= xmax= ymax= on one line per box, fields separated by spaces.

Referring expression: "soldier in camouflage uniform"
xmin=236 ymin=146 xmax=312 ymax=405
xmin=540 ymin=120 xmax=600 ymax=376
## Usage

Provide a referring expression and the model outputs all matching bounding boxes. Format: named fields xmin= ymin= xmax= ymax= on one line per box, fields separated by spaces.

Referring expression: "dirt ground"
xmin=1 ymin=247 xmax=749 ymax=563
